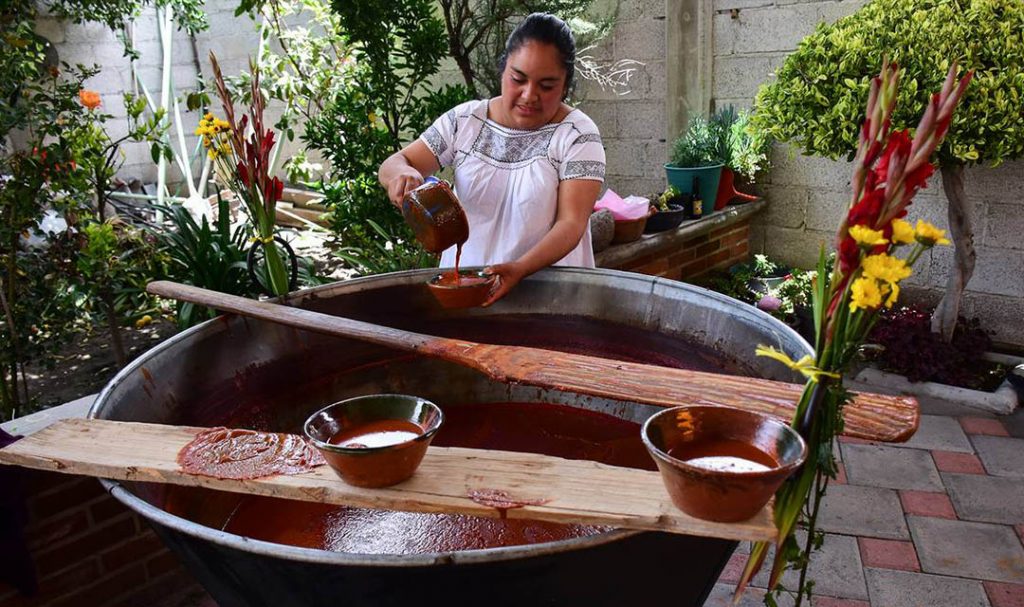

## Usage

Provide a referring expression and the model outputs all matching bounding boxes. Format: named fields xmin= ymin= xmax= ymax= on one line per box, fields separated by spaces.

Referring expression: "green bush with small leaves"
xmin=752 ymin=0 xmax=1024 ymax=166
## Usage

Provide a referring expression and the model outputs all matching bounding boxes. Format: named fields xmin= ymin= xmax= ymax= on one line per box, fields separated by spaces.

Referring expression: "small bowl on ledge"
xmin=641 ymin=405 xmax=807 ymax=522
xmin=304 ymin=394 xmax=444 ymax=488
xmin=426 ymin=269 xmax=497 ymax=309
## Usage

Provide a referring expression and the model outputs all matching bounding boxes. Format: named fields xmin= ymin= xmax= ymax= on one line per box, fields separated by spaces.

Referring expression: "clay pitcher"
xmin=402 ymin=177 xmax=469 ymax=253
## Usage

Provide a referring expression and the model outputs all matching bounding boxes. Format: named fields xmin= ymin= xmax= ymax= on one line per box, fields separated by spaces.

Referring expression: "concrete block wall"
xmin=577 ymin=0 xmax=670 ymax=200
xmin=35 ymin=0 xmax=296 ymax=192
xmin=711 ymin=0 xmax=1024 ymax=347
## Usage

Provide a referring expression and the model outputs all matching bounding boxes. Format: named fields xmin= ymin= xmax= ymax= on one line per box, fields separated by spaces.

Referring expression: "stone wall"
xmin=709 ymin=0 xmax=1024 ymax=347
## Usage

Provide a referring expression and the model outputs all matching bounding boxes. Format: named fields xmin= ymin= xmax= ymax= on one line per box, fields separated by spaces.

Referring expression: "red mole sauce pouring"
xmin=402 ymin=177 xmax=470 ymax=284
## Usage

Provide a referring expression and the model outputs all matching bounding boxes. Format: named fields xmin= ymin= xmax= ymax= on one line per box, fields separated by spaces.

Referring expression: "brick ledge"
xmin=595 ymin=198 xmax=766 ymax=268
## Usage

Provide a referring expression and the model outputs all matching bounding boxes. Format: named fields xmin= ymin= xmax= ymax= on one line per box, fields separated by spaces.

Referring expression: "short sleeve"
xmin=558 ymin=114 xmax=606 ymax=182
xmin=418 ymin=104 xmax=465 ymax=168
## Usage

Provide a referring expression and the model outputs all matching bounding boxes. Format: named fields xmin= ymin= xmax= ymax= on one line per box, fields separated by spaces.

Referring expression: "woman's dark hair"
xmin=498 ymin=13 xmax=576 ymax=98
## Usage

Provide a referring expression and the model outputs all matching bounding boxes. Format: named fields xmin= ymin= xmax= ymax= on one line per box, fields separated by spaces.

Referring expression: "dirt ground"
xmin=21 ymin=319 xmax=179 ymax=412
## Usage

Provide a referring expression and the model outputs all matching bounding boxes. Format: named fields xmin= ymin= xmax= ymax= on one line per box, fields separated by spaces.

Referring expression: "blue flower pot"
xmin=664 ymin=164 xmax=724 ymax=216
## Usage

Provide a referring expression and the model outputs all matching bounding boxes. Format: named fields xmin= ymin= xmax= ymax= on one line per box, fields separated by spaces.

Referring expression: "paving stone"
xmin=705 ymin=583 xmax=792 ymax=607
xmin=899 ymin=490 xmax=957 ymax=520
xmin=1017 ymin=524 xmax=1024 ymax=544
xmin=932 ymin=450 xmax=987 ymax=474
xmin=717 ymin=551 xmax=746 ymax=584
xmin=984 ymin=581 xmax=1024 ymax=607
xmin=1003 ymin=406 xmax=1024 ymax=439
xmin=909 ymin=516 xmax=1024 ymax=583
xmin=858 ymin=537 xmax=920 ymax=572
xmin=943 ymin=473 xmax=1024 ymax=524
xmin=812 ymin=598 xmax=870 ymax=607
xmin=894 ymin=414 xmax=974 ymax=452
xmin=743 ymin=533 xmax=867 ymax=599
xmin=865 ymin=568 xmax=990 ymax=607
xmin=961 ymin=416 xmax=1011 ymax=436
xmin=819 ymin=484 xmax=909 ymax=540
xmin=841 ymin=443 xmax=944 ymax=491
xmin=972 ymin=435 xmax=1024 ymax=478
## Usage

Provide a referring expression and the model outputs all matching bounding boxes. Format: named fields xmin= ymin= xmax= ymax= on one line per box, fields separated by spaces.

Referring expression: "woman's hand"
xmin=377 ymin=140 xmax=440 ymax=208
xmin=384 ymin=169 xmax=424 ymax=208
xmin=481 ymin=261 xmax=528 ymax=307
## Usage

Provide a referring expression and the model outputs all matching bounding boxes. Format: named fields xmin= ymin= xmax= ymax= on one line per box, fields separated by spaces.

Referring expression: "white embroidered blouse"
xmin=418 ymin=99 xmax=606 ymax=269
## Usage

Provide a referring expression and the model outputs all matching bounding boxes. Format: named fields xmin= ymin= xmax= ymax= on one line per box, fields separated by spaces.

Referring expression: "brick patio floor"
xmin=158 ymin=402 xmax=1024 ymax=607
xmin=704 ymin=402 xmax=1024 ymax=607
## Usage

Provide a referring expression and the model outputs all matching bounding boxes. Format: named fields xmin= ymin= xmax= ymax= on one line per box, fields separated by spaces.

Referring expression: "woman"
xmin=377 ymin=13 xmax=606 ymax=305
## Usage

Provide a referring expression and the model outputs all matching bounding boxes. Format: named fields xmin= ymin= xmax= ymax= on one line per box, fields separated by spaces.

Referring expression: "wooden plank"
xmin=0 ymin=419 xmax=776 ymax=543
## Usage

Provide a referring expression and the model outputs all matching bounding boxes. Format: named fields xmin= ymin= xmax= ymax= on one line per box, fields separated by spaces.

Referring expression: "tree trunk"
xmin=102 ymin=291 xmax=127 ymax=367
xmin=931 ymin=163 xmax=975 ymax=342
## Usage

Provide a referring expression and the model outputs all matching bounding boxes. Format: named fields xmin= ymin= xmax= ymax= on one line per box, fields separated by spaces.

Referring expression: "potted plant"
xmin=714 ymin=107 xmax=769 ymax=209
xmin=665 ymin=115 xmax=727 ymax=216
xmin=644 ymin=186 xmax=689 ymax=233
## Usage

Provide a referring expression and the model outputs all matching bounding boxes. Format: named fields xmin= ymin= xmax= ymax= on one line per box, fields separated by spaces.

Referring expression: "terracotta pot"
xmin=612 ymin=214 xmax=649 ymax=244
xmin=304 ymin=394 xmax=444 ymax=488
xmin=426 ymin=270 xmax=497 ymax=308
xmin=715 ymin=167 xmax=759 ymax=209
xmin=641 ymin=405 xmax=807 ymax=522
xmin=402 ymin=178 xmax=469 ymax=253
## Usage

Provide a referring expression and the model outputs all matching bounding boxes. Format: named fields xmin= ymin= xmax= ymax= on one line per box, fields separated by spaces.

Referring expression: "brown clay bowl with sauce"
xmin=426 ymin=270 xmax=497 ymax=309
xmin=402 ymin=178 xmax=469 ymax=254
xmin=641 ymin=405 xmax=807 ymax=522
xmin=304 ymin=394 xmax=444 ymax=488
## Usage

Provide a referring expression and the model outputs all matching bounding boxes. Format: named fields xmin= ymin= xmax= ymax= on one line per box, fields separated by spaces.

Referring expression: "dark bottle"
xmin=691 ymin=176 xmax=703 ymax=218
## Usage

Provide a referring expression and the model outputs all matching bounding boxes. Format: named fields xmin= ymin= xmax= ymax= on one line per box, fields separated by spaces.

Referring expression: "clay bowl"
xmin=426 ymin=270 xmax=497 ymax=309
xmin=402 ymin=179 xmax=469 ymax=254
xmin=304 ymin=394 xmax=444 ymax=488
xmin=641 ymin=405 xmax=807 ymax=522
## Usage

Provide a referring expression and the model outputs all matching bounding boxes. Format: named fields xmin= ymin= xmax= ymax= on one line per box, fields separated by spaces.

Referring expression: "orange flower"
xmin=79 ymin=90 xmax=101 ymax=110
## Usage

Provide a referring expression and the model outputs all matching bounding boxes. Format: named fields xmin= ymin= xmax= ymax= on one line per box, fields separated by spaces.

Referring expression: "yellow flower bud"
xmin=849 ymin=225 xmax=888 ymax=247
xmin=915 ymin=220 xmax=951 ymax=246
xmin=890 ymin=219 xmax=915 ymax=245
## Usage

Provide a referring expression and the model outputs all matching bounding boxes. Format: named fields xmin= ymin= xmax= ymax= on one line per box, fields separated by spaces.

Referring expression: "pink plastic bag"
xmin=594 ymin=189 xmax=650 ymax=221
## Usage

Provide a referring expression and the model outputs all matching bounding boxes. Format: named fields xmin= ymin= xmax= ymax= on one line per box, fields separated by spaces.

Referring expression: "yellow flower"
xmin=849 ymin=225 xmax=888 ymax=247
xmin=849 ymin=277 xmax=883 ymax=312
xmin=203 ymin=112 xmax=214 ymax=121
xmin=915 ymin=220 xmax=951 ymax=246
xmin=883 ymin=281 xmax=900 ymax=308
xmin=135 ymin=314 xmax=153 ymax=329
xmin=890 ymin=219 xmax=915 ymax=245
xmin=862 ymin=253 xmax=912 ymax=283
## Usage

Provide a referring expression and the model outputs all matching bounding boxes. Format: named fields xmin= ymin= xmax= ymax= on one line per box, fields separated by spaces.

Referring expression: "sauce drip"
xmin=177 ymin=427 xmax=325 ymax=480
xmin=328 ymin=419 xmax=423 ymax=449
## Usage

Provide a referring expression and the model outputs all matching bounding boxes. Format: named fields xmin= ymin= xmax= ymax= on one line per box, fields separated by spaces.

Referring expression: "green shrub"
xmin=752 ymin=0 xmax=1024 ymax=165
xmin=669 ymin=115 xmax=728 ymax=167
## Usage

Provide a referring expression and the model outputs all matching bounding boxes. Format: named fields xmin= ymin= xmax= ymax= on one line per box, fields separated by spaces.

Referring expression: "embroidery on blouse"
xmin=562 ymin=160 xmax=606 ymax=180
xmin=572 ymin=133 xmax=603 ymax=146
xmin=473 ymin=123 xmax=555 ymax=165
xmin=423 ymin=125 xmax=448 ymax=160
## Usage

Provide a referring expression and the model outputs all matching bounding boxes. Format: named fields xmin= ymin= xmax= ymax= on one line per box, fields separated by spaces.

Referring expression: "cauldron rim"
xmin=90 ymin=267 xmax=810 ymax=566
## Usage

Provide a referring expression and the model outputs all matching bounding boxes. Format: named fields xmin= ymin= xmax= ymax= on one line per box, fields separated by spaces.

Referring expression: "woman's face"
xmin=498 ymin=40 xmax=567 ymax=130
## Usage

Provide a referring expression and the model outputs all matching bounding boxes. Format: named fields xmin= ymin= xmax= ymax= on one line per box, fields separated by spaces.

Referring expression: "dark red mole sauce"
xmin=163 ymin=402 xmax=655 ymax=554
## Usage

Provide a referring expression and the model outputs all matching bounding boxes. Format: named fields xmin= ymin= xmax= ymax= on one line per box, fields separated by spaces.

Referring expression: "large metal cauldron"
xmin=90 ymin=268 xmax=810 ymax=607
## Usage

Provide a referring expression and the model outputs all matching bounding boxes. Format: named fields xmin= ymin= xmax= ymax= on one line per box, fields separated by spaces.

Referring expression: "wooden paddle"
xmin=146 ymin=281 xmax=918 ymax=442
xmin=0 ymin=418 xmax=776 ymax=542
